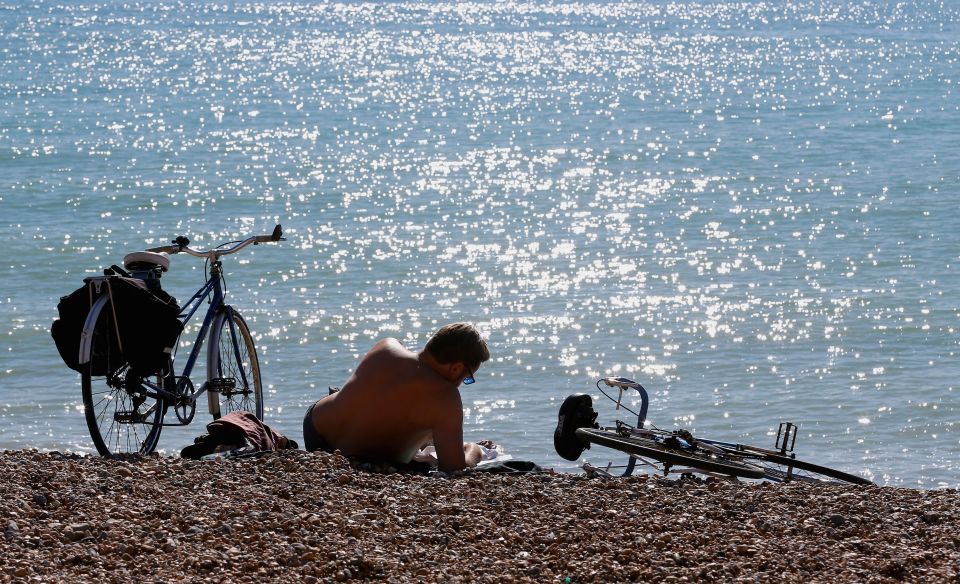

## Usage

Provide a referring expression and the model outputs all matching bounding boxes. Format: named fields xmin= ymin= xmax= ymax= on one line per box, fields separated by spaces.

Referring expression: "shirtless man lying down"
xmin=303 ymin=322 xmax=490 ymax=473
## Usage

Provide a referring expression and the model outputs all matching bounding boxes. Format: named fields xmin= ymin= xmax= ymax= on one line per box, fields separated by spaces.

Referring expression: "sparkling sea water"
xmin=2 ymin=1 xmax=958 ymax=487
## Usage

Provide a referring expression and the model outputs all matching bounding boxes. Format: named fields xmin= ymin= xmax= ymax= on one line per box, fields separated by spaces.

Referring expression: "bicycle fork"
xmin=206 ymin=305 xmax=246 ymax=416
xmin=776 ymin=421 xmax=799 ymax=480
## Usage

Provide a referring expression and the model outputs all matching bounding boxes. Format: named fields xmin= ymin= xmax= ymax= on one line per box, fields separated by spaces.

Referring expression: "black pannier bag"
xmin=112 ymin=278 xmax=183 ymax=376
xmin=51 ymin=277 xmax=183 ymax=377
xmin=51 ymin=284 xmax=97 ymax=373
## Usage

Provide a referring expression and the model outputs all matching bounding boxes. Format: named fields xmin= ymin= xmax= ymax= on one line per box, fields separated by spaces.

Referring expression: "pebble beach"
xmin=1 ymin=450 xmax=957 ymax=583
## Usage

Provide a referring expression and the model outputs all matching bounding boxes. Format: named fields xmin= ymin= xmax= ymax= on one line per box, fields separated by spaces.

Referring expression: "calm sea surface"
xmin=2 ymin=1 xmax=958 ymax=487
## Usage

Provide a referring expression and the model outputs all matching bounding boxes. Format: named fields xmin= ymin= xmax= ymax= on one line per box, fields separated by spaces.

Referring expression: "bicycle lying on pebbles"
xmin=554 ymin=377 xmax=872 ymax=485
xmin=53 ymin=226 xmax=284 ymax=456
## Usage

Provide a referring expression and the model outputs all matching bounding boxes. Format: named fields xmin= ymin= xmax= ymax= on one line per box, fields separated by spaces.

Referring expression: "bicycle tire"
xmin=718 ymin=445 xmax=872 ymax=485
xmin=207 ymin=307 xmax=263 ymax=419
xmin=81 ymin=297 xmax=165 ymax=456
xmin=576 ymin=428 xmax=765 ymax=479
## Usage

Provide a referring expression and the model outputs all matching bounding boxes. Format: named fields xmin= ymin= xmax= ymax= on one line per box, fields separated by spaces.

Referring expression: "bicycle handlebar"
xmin=598 ymin=376 xmax=650 ymax=428
xmin=601 ymin=376 xmax=644 ymax=390
xmin=147 ymin=224 xmax=284 ymax=259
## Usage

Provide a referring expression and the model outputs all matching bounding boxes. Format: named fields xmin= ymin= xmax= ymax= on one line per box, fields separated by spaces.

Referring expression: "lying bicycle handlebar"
xmin=598 ymin=377 xmax=649 ymax=426
xmin=601 ymin=376 xmax=644 ymax=390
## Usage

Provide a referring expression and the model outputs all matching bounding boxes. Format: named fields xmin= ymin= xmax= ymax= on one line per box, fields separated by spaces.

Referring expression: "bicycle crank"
xmin=173 ymin=377 xmax=196 ymax=424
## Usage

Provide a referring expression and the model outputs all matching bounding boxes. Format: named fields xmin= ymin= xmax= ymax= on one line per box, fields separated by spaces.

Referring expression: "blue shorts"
xmin=303 ymin=400 xmax=335 ymax=454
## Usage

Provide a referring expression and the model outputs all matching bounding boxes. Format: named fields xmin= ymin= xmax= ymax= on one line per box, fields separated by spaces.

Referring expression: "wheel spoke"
xmin=82 ymin=300 xmax=164 ymax=457
xmin=707 ymin=444 xmax=871 ymax=485
xmin=577 ymin=428 xmax=765 ymax=479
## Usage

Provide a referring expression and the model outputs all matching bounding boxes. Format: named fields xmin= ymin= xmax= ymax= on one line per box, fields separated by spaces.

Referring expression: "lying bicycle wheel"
xmin=576 ymin=428 xmax=765 ymax=479
xmin=707 ymin=443 xmax=872 ymax=485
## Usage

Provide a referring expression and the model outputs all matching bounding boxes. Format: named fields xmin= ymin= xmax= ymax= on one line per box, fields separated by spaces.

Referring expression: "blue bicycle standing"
xmin=54 ymin=226 xmax=284 ymax=456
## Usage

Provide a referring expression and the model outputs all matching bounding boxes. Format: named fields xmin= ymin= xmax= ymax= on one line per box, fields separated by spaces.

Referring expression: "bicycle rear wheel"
xmin=577 ymin=428 xmax=765 ymax=479
xmin=81 ymin=297 xmax=165 ymax=456
xmin=716 ymin=445 xmax=872 ymax=485
xmin=207 ymin=307 xmax=263 ymax=419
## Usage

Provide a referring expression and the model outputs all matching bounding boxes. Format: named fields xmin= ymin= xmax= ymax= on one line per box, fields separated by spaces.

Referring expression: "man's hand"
xmin=464 ymin=442 xmax=483 ymax=468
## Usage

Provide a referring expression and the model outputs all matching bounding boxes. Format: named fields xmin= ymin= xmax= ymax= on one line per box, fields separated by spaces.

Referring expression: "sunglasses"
xmin=462 ymin=365 xmax=476 ymax=385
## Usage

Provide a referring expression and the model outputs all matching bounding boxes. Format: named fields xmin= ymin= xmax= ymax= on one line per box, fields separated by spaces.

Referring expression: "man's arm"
xmin=415 ymin=436 xmax=483 ymax=469
xmin=431 ymin=401 xmax=469 ymax=473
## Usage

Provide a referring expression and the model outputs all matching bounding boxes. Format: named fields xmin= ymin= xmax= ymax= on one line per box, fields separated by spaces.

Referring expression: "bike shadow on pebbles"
xmin=0 ymin=449 xmax=956 ymax=582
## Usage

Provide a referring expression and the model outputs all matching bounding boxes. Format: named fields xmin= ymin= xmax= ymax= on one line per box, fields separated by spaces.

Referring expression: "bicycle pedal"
xmin=113 ymin=411 xmax=147 ymax=424
xmin=207 ymin=377 xmax=237 ymax=392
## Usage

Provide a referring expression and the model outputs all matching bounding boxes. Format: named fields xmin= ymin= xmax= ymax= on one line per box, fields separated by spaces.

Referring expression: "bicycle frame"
xmin=77 ymin=265 xmax=240 ymax=424
xmin=599 ymin=377 xmax=650 ymax=476
xmin=146 ymin=262 xmax=233 ymax=414
xmin=75 ymin=225 xmax=282 ymax=456
xmin=596 ymin=377 xmax=777 ymax=478
xmin=137 ymin=226 xmax=282 ymax=417
xmin=589 ymin=379 xmax=815 ymax=481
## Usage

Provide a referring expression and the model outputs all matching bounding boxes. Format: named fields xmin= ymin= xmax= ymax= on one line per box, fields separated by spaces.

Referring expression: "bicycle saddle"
xmin=123 ymin=251 xmax=171 ymax=272
xmin=554 ymin=393 xmax=598 ymax=461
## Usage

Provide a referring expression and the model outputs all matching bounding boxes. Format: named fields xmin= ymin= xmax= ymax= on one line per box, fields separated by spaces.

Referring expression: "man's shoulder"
xmin=402 ymin=366 xmax=462 ymax=402
xmin=360 ymin=339 xmax=413 ymax=365
xmin=421 ymin=377 xmax=464 ymax=410
xmin=371 ymin=337 xmax=411 ymax=354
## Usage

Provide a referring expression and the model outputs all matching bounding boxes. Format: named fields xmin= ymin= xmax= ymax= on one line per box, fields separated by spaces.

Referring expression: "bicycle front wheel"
xmin=577 ymin=428 xmax=765 ymax=479
xmin=81 ymin=297 xmax=165 ymax=456
xmin=207 ymin=307 xmax=263 ymax=419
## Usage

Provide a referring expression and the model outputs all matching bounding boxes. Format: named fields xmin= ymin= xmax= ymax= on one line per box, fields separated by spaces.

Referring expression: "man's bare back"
xmin=304 ymin=325 xmax=490 ymax=472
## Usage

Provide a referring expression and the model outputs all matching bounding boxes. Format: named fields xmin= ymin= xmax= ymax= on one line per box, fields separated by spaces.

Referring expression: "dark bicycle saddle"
xmin=554 ymin=394 xmax=598 ymax=461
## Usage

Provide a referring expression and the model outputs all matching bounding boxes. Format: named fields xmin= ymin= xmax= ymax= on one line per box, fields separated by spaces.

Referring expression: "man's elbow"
xmin=438 ymin=458 xmax=467 ymax=473
xmin=435 ymin=443 xmax=482 ymax=473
